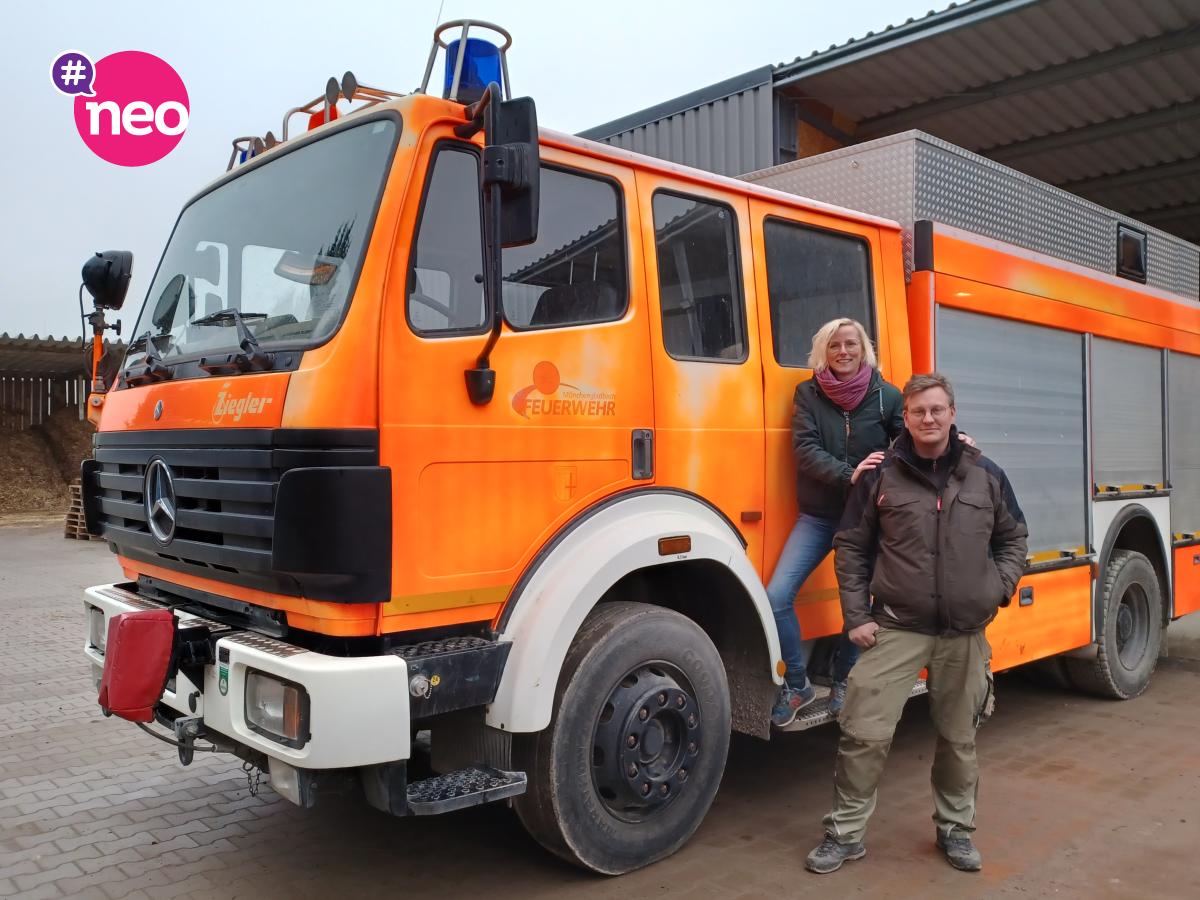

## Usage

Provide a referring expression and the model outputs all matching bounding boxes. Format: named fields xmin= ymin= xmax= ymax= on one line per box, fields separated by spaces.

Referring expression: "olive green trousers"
xmin=822 ymin=626 xmax=993 ymax=844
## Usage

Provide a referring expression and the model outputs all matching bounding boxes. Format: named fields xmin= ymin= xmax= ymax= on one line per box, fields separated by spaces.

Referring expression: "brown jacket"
xmin=834 ymin=428 xmax=1029 ymax=636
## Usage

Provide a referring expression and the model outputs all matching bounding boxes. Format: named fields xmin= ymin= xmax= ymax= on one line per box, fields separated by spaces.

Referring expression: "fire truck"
xmin=78 ymin=21 xmax=1200 ymax=875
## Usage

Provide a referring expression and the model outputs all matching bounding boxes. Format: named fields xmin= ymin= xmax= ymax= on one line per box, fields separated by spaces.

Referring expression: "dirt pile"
xmin=0 ymin=406 xmax=95 ymax=514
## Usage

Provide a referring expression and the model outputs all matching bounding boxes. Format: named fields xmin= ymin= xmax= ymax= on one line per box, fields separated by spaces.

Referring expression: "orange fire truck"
xmin=78 ymin=21 xmax=1200 ymax=874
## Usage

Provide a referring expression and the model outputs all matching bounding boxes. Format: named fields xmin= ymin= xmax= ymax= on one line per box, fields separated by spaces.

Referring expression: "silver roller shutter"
xmin=937 ymin=308 xmax=1087 ymax=556
xmin=1169 ymin=351 xmax=1200 ymax=536
xmin=1092 ymin=338 xmax=1164 ymax=490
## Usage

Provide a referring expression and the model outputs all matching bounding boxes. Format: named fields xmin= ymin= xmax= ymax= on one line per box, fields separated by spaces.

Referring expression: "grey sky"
xmin=3 ymin=0 xmax=940 ymax=340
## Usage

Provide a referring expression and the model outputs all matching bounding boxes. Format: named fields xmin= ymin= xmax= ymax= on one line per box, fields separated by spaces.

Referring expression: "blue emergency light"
xmin=444 ymin=37 xmax=501 ymax=104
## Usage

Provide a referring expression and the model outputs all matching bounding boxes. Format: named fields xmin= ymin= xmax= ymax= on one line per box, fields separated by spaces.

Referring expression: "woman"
xmin=768 ymin=317 xmax=901 ymax=726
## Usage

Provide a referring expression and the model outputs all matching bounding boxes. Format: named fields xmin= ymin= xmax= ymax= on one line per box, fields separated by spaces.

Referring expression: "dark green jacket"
xmin=791 ymin=369 xmax=904 ymax=519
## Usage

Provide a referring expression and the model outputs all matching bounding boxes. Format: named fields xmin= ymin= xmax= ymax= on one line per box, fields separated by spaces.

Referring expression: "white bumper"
xmin=83 ymin=583 xmax=410 ymax=769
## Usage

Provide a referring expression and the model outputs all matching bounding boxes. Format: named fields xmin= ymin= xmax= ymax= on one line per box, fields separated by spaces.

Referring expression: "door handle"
xmin=631 ymin=429 xmax=653 ymax=480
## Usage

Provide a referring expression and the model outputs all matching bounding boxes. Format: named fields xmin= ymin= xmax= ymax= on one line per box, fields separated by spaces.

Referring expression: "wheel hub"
xmin=1116 ymin=604 xmax=1134 ymax=644
xmin=592 ymin=665 xmax=702 ymax=819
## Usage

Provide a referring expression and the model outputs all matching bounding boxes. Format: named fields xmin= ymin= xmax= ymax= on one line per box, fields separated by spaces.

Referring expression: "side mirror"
xmin=81 ymin=250 xmax=133 ymax=310
xmin=486 ymin=96 xmax=539 ymax=248
xmin=152 ymin=274 xmax=189 ymax=331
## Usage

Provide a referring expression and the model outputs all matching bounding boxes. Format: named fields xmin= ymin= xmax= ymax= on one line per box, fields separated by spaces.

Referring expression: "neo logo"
xmin=83 ymin=100 xmax=189 ymax=136
xmin=65 ymin=50 xmax=190 ymax=167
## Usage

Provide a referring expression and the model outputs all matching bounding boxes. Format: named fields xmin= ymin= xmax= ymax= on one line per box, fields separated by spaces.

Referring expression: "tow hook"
xmin=173 ymin=716 xmax=205 ymax=766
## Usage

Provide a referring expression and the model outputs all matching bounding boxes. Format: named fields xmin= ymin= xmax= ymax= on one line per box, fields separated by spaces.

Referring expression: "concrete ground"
xmin=2 ymin=522 xmax=1199 ymax=900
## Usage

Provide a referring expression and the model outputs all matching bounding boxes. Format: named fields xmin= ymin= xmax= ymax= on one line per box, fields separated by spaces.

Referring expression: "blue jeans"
xmin=767 ymin=513 xmax=860 ymax=690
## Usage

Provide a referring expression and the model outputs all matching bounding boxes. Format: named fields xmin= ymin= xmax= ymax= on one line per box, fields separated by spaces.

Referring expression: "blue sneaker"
xmin=771 ymin=683 xmax=817 ymax=727
xmin=829 ymin=680 xmax=848 ymax=717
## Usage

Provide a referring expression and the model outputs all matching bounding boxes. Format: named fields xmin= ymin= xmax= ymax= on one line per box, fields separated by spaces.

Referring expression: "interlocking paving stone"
xmin=3 ymin=522 xmax=1200 ymax=899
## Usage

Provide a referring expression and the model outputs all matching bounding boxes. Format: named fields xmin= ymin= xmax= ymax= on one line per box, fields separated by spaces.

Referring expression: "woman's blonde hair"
xmin=808 ymin=318 xmax=877 ymax=372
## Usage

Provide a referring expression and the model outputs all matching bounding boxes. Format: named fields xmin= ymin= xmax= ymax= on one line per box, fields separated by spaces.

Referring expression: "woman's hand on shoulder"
xmin=957 ymin=432 xmax=978 ymax=449
xmin=851 ymin=451 xmax=886 ymax=485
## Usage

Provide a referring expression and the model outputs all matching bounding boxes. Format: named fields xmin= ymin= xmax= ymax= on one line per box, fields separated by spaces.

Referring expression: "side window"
xmin=408 ymin=146 xmax=485 ymax=334
xmin=502 ymin=167 xmax=627 ymax=329
xmin=763 ymin=219 xmax=874 ymax=367
xmin=652 ymin=192 xmax=746 ymax=362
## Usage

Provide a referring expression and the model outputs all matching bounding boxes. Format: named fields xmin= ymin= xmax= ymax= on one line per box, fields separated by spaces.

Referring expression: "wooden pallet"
xmin=64 ymin=482 xmax=104 ymax=542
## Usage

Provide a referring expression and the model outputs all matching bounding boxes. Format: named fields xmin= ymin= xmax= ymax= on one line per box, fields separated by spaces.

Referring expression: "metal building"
xmin=579 ymin=0 xmax=1200 ymax=247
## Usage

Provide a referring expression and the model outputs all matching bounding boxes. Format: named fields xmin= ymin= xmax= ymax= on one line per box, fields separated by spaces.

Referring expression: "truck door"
xmin=379 ymin=138 xmax=653 ymax=632
xmin=748 ymin=198 xmax=894 ymax=639
xmin=636 ymin=175 xmax=766 ymax=572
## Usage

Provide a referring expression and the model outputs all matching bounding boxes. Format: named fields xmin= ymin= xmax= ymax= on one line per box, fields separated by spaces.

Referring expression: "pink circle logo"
xmin=70 ymin=51 xmax=189 ymax=167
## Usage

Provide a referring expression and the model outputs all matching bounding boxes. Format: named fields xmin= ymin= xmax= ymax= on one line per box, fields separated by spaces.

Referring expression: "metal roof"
xmin=583 ymin=0 xmax=1200 ymax=245
xmin=0 ymin=334 xmax=120 ymax=378
xmin=777 ymin=0 xmax=1200 ymax=244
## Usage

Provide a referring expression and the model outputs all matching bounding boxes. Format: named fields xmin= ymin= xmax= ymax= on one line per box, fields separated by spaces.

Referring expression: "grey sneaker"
xmin=770 ymin=683 xmax=816 ymax=727
xmin=805 ymin=833 xmax=866 ymax=873
xmin=829 ymin=680 xmax=848 ymax=716
xmin=936 ymin=831 xmax=982 ymax=871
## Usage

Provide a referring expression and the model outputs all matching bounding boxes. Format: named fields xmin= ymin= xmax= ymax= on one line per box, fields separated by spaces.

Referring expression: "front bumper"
xmin=83 ymin=583 xmax=410 ymax=769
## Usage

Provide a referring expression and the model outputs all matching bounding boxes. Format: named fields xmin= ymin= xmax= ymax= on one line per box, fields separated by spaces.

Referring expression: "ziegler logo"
xmin=512 ymin=361 xmax=616 ymax=419
xmin=212 ymin=384 xmax=273 ymax=423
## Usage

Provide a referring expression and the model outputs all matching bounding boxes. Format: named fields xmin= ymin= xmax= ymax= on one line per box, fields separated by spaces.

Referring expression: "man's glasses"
xmin=905 ymin=406 xmax=952 ymax=420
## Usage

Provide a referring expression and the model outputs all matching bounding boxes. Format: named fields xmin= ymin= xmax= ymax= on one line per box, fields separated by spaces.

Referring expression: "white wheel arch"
xmin=486 ymin=490 xmax=782 ymax=734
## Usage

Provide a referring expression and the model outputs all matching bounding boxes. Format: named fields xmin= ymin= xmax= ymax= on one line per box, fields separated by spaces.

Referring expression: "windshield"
xmin=126 ymin=118 xmax=398 ymax=368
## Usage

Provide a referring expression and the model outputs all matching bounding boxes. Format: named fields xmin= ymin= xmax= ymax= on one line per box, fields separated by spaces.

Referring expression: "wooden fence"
xmin=0 ymin=375 xmax=88 ymax=432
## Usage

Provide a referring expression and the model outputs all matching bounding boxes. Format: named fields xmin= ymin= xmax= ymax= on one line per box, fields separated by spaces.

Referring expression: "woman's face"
xmin=826 ymin=324 xmax=864 ymax=379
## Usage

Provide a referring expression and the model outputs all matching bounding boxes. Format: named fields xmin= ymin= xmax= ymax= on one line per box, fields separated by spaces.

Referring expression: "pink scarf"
xmin=817 ymin=364 xmax=873 ymax=411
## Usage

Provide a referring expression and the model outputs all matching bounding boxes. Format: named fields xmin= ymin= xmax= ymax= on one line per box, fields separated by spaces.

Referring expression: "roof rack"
xmin=226 ymin=71 xmax=405 ymax=171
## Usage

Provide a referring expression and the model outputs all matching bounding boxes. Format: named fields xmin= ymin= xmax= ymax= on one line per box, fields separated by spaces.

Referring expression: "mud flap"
xmin=97 ymin=609 xmax=176 ymax=722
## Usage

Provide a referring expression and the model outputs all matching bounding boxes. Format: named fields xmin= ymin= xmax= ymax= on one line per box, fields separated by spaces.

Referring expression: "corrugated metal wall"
xmin=594 ymin=81 xmax=776 ymax=178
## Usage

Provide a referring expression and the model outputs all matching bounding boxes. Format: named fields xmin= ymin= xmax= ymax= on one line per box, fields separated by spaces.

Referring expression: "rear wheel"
xmin=512 ymin=601 xmax=731 ymax=875
xmin=1064 ymin=549 xmax=1163 ymax=699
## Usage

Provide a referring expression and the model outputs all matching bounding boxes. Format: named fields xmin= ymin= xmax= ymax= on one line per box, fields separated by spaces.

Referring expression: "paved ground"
xmin=2 ymin=522 xmax=1199 ymax=900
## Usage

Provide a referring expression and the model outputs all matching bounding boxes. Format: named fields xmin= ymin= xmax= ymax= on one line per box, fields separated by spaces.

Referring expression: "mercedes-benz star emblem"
xmin=154 ymin=400 xmax=164 ymax=420
xmin=143 ymin=458 xmax=178 ymax=544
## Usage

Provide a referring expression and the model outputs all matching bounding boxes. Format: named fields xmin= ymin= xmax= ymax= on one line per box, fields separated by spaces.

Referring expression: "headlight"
xmin=88 ymin=606 xmax=106 ymax=653
xmin=244 ymin=670 xmax=310 ymax=748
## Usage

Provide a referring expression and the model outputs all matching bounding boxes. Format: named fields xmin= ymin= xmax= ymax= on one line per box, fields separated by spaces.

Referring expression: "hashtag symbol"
xmin=59 ymin=58 xmax=86 ymax=86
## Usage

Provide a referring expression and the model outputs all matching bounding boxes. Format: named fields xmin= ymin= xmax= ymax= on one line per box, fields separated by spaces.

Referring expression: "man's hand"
xmin=851 ymin=451 xmax=886 ymax=485
xmin=848 ymin=621 xmax=879 ymax=649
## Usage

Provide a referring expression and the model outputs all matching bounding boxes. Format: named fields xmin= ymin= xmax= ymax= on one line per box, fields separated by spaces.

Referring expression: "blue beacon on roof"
xmin=444 ymin=37 xmax=502 ymax=103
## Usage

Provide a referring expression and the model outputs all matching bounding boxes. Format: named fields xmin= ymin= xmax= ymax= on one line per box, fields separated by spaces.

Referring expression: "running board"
xmin=778 ymin=679 xmax=929 ymax=733
xmin=407 ymin=766 xmax=527 ymax=815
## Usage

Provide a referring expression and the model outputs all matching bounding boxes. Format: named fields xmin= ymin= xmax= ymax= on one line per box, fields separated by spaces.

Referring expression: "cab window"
xmin=502 ymin=167 xmax=627 ymax=329
xmin=763 ymin=218 xmax=874 ymax=367
xmin=652 ymin=192 xmax=746 ymax=362
xmin=407 ymin=145 xmax=486 ymax=335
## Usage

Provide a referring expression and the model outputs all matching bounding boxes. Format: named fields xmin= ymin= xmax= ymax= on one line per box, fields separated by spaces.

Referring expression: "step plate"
xmin=407 ymin=766 xmax=527 ymax=816
xmin=778 ymin=679 xmax=929 ymax=733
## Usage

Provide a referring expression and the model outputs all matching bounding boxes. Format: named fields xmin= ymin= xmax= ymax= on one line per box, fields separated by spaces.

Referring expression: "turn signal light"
xmin=658 ymin=536 xmax=691 ymax=556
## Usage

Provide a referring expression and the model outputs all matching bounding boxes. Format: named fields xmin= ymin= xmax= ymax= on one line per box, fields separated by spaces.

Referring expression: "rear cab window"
xmin=762 ymin=218 xmax=875 ymax=367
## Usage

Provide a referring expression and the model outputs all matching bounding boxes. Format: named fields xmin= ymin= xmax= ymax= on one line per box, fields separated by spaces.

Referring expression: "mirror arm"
xmin=465 ymin=84 xmax=504 ymax=406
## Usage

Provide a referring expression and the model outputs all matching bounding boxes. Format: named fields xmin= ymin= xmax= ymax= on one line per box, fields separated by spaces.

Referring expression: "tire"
xmin=512 ymin=601 xmax=731 ymax=875
xmin=1064 ymin=549 xmax=1163 ymax=699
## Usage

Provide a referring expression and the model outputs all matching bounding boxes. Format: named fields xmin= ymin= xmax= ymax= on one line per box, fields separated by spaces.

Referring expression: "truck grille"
xmin=91 ymin=428 xmax=378 ymax=594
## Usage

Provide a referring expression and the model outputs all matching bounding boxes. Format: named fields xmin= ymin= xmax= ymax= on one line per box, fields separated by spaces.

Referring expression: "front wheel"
xmin=512 ymin=601 xmax=731 ymax=874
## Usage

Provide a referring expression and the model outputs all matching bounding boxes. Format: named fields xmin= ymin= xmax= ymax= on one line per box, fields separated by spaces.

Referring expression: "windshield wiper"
xmin=191 ymin=308 xmax=276 ymax=374
xmin=189 ymin=309 xmax=268 ymax=327
xmin=124 ymin=331 xmax=173 ymax=386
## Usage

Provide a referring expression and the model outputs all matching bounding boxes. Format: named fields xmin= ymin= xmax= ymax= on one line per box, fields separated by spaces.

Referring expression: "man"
xmin=805 ymin=373 xmax=1028 ymax=874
